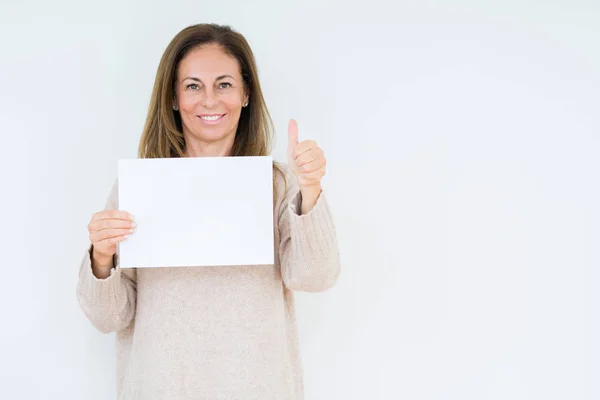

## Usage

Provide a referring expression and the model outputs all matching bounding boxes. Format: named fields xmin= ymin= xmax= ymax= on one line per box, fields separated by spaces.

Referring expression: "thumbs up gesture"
xmin=287 ymin=119 xmax=327 ymax=197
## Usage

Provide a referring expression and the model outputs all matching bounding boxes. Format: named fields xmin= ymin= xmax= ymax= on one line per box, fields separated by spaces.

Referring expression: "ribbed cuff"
xmin=77 ymin=247 xmax=123 ymax=311
xmin=287 ymin=190 xmax=338 ymax=264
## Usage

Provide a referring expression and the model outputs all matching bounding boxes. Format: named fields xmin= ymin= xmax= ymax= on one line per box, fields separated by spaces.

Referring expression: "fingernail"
xmin=131 ymin=222 xmax=137 ymax=228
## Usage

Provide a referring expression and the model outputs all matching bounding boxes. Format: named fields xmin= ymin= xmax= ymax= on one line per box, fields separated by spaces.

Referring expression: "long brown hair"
xmin=137 ymin=23 xmax=287 ymax=191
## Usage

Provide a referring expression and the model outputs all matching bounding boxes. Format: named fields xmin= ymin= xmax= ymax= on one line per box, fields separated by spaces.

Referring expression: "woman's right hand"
xmin=88 ymin=210 xmax=136 ymax=269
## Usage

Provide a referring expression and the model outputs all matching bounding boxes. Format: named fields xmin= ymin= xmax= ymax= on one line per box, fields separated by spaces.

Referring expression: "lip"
xmin=197 ymin=114 xmax=226 ymax=125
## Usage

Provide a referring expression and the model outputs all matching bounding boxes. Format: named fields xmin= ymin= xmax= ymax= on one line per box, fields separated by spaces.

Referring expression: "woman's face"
xmin=174 ymin=44 xmax=248 ymax=148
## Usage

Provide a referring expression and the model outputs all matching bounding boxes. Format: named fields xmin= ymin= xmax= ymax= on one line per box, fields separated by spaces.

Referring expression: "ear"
xmin=243 ymin=85 xmax=250 ymax=104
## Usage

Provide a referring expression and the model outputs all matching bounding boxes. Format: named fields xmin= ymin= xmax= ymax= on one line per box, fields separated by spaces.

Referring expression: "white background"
xmin=1 ymin=0 xmax=598 ymax=399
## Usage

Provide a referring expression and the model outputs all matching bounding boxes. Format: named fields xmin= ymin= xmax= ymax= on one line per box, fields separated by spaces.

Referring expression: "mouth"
xmin=197 ymin=114 xmax=226 ymax=124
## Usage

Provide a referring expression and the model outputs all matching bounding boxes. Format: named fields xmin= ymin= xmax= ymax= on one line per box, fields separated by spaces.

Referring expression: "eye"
xmin=187 ymin=83 xmax=199 ymax=90
xmin=219 ymin=82 xmax=232 ymax=89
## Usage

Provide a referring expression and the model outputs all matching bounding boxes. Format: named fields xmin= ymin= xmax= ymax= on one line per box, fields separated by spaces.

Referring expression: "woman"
xmin=76 ymin=23 xmax=340 ymax=399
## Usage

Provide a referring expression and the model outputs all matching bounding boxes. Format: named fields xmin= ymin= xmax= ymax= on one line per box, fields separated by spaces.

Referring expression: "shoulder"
xmin=273 ymin=161 xmax=292 ymax=183
xmin=272 ymin=161 xmax=299 ymax=207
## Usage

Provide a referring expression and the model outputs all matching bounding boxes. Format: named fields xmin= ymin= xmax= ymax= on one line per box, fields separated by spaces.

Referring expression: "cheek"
xmin=179 ymin=94 xmax=199 ymax=114
xmin=224 ymin=97 xmax=243 ymax=113
xmin=223 ymin=89 xmax=244 ymax=109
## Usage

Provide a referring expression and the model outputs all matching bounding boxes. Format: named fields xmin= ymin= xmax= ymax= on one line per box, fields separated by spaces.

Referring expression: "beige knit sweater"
xmin=76 ymin=163 xmax=341 ymax=399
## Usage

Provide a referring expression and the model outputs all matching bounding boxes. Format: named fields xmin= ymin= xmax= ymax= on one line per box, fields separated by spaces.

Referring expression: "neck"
xmin=183 ymin=132 xmax=235 ymax=158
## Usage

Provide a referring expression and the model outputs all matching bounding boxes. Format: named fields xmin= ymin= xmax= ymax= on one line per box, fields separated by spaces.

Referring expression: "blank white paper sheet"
xmin=117 ymin=156 xmax=274 ymax=268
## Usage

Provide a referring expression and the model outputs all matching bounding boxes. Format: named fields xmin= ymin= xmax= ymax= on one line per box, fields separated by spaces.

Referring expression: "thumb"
xmin=288 ymin=119 xmax=299 ymax=151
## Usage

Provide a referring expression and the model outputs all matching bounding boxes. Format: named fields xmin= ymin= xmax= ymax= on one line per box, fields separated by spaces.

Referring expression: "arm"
xmin=75 ymin=180 xmax=137 ymax=333
xmin=276 ymin=167 xmax=341 ymax=292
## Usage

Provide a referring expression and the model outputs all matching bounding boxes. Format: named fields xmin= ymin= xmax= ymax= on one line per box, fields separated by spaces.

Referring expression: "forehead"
xmin=177 ymin=44 xmax=241 ymax=78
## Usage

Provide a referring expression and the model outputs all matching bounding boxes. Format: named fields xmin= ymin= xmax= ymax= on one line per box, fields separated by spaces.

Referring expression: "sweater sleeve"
xmin=76 ymin=180 xmax=137 ymax=333
xmin=276 ymin=165 xmax=341 ymax=292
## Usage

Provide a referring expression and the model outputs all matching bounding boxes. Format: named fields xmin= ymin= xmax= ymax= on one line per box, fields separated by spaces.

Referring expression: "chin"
xmin=200 ymin=127 xmax=230 ymax=139
xmin=191 ymin=127 xmax=233 ymax=143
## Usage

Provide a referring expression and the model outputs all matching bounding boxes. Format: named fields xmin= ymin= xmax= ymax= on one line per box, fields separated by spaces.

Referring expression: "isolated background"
xmin=1 ymin=0 xmax=598 ymax=398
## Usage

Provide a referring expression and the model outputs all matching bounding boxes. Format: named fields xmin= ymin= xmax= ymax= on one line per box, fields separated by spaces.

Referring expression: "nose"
xmin=202 ymin=87 xmax=218 ymax=109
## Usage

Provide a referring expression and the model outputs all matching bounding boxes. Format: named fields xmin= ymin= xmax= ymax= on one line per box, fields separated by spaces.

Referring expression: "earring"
xmin=243 ymin=102 xmax=248 ymax=107
xmin=173 ymin=104 xmax=179 ymax=111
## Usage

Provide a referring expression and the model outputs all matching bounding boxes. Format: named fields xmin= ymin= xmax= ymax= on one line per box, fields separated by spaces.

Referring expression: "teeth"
xmin=201 ymin=115 xmax=222 ymax=121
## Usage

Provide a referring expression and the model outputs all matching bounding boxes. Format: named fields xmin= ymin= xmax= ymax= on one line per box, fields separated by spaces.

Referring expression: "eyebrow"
xmin=182 ymin=75 xmax=235 ymax=83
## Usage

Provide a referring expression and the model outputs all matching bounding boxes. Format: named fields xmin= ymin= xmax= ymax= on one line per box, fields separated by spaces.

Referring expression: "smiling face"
xmin=174 ymin=44 xmax=248 ymax=155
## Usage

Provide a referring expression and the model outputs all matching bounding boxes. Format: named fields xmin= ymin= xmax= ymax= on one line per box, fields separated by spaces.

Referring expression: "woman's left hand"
xmin=287 ymin=119 xmax=326 ymax=195
xmin=287 ymin=119 xmax=326 ymax=214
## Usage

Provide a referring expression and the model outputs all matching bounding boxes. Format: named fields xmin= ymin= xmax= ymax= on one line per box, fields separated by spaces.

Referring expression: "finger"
xmin=298 ymin=157 xmax=326 ymax=173
xmin=299 ymin=169 xmax=325 ymax=183
xmin=293 ymin=140 xmax=317 ymax=160
xmin=92 ymin=210 xmax=134 ymax=222
xmin=95 ymin=234 xmax=130 ymax=247
xmin=288 ymin=119 xmax=299 ymax=152
xmin=90 ymin=228 xmax=135 ymax=243
xmin=296 ymin=148 xmax=323 ymax=167
xmin=89 ymin=218 xmax=136 ymax=233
